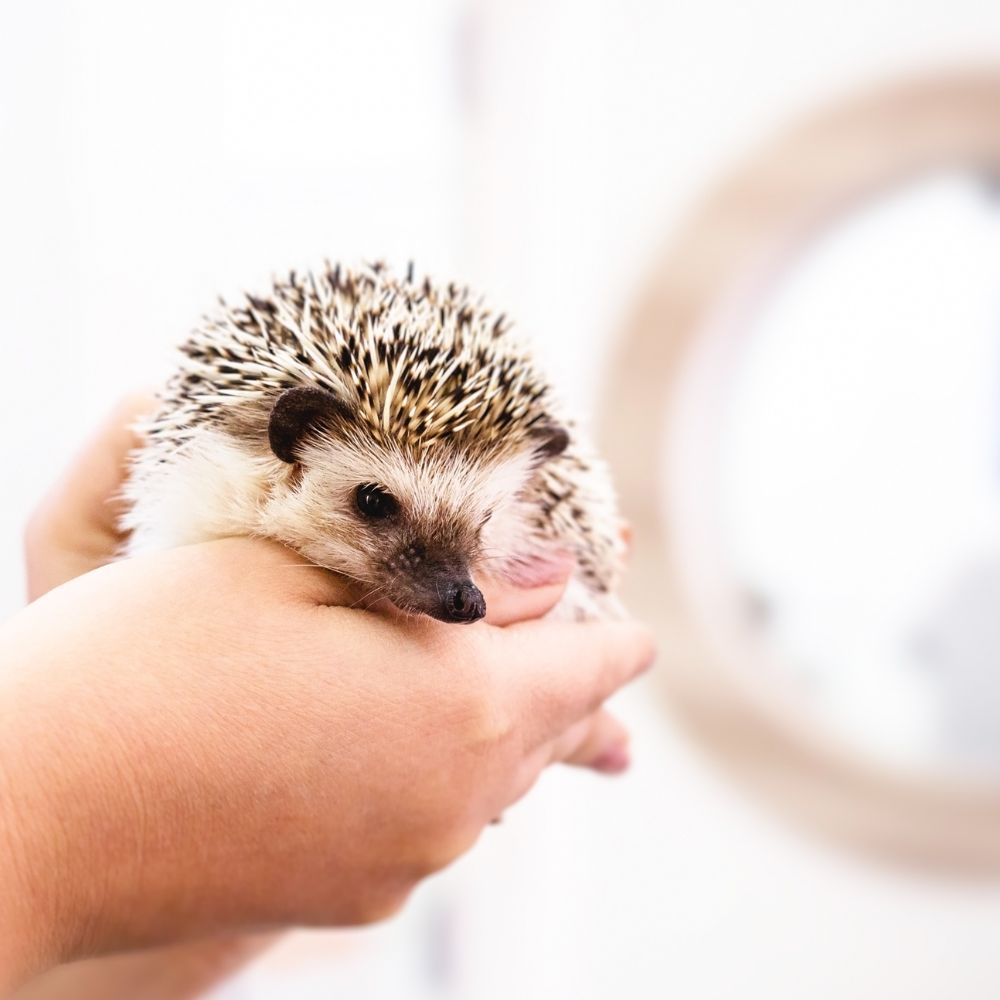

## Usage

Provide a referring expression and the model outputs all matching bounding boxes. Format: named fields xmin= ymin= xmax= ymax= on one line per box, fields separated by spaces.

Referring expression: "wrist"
xmin=0 ymin=730 xmax=56 ymax=991
xmin=0 ymin=618 xmax=116 ymax=990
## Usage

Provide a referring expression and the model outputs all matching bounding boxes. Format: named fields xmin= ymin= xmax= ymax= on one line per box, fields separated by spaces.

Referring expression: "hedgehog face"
xmin=350 ymin=481 xmax=488 ymax=622
xmin=264 ymin=434 xmax=540 ymax=622
xmin=261 ymin=386 xmax=562 ymax=622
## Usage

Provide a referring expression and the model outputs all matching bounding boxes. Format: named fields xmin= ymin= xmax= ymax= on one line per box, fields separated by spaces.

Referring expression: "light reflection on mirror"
xmin=718 ymin=169 xmax=1000 ymax=775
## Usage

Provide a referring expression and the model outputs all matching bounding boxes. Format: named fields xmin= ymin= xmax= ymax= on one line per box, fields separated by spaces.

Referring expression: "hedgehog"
xmin=122 ymin=261 xmax=625 ymax=623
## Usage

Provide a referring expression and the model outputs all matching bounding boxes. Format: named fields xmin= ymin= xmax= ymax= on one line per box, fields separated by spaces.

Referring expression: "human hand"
xmin=0 ymin=534 xmax=652 ymax=990
xmin=23 ymin=396 xmax=633 ymax=772
xmin=12 ymin=398 xmax=640 ymax=999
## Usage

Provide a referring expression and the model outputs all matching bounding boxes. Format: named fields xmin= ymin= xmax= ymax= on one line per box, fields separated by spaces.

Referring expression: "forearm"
xmin=0 ymin=617 xmax=122 ymax=993
xmin=0 ymin=614 xmax=276 ymax=999
xmin=12 ymin=935 xmax=279 ymax=1000
xmin=0 ymin=535 xmax=652 ymax=995
xmin=0 ymin=731 xmax=51 ymax=993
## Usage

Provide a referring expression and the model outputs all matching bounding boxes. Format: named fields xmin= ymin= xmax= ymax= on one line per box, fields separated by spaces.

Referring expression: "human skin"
xmin=1 ymin=400 xmax=653 ymax=996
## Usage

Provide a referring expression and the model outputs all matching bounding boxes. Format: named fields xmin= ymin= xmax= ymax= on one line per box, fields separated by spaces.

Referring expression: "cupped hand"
xmin=22 ymin=395 xmax=634 ymax=778
xmin=3 ymin=399 xmax=653 ymax=994
xmin=1 ymin=538 xmax=652 ymax=987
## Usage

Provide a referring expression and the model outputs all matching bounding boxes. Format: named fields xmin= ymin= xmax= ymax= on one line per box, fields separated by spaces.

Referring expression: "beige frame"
xmin=602 ymin=71 xmax=1000 ymax=870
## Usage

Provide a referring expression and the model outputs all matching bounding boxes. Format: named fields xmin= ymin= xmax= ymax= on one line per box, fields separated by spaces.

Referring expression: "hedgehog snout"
xmin=383 ymin=542 xmax=485 ymax=624
xmin=436 ymin=580 xmax=486 ymax=624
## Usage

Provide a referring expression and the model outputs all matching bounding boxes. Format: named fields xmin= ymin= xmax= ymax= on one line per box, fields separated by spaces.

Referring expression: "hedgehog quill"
xmin=123 ymin=262 xmax=625 ymax=622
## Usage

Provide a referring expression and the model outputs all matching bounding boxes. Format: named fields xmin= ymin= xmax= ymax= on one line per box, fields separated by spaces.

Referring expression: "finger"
xmin=619 ymin=521 xmax=633 ymax=560
xmin=503 ymin=619 xmax=655 ymax=746
xmin=551 ymin=709 xmax=631 ymax=773
xmin=222 ymin=539 xmax=361 ymax=609
xmin=25 ymin=394 xmax=158 ymax=599
xmin=145 ymin=537 xmax=362 ymax=616
xmin=501 ymin=710 xmax=631 ymax=812
xmin=65 ymin=393 xmax=158 ymax=537
xmin=480 ymin=555 xmax=574 ymax=627
xmin=29 ymin=393 xmax=157 ymax=549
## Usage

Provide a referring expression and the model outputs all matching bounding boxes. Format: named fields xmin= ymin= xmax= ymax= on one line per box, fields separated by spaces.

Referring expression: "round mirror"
xmin=719 ymin=168 xmax=1000 ymax=774
xmin=605 ymin=73 xmax=1000 ymax=869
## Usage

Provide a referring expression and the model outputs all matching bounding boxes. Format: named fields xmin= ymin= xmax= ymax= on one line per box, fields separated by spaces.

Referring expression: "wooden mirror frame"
xmin=602 ymin=71 xmax=1000 ymax=871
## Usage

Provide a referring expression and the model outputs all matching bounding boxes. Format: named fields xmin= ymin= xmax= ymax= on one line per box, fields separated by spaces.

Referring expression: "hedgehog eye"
xmin=355 ymin=483 xmax=398 ymax=520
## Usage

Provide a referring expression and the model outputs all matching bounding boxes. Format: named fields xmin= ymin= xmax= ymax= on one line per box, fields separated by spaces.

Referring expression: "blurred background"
xmin=5 ymin=1 xmax=1000 ymax=997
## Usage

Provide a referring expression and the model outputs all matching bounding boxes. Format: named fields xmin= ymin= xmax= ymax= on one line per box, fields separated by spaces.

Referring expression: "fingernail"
xmin=592 ymin=744 xmax=631 ymax=774
xmin=508 ymin=552 xmax=576 ymax=588
xmin=534 ymin=556 xmax=575 ymax=586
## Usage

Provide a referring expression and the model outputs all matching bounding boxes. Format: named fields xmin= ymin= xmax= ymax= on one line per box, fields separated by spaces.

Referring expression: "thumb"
xmin=479 ymin=554 xmax=576 ymax=626
xmin=25 ymin=393 xmax=157 ymax=601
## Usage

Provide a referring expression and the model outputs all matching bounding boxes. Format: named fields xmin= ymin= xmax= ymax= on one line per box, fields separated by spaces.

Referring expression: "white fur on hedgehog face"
xmin=258 ymin=431 xmax=539 ymax=612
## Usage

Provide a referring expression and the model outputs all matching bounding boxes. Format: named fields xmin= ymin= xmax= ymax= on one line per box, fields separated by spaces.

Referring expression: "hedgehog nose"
xmin=440 ymin=580 xmax=486 ymax=624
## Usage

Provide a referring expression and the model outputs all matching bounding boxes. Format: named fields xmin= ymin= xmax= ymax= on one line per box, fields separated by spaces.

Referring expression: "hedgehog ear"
xmin=530 ymin=422 xmax=569 ymax=462
xmin=268 ymin=386 xmax=351 ymax=464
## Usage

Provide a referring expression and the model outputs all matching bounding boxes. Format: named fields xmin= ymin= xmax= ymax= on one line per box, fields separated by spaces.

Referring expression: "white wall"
xmin=5 ymin=2 xmax=1000 ymax=998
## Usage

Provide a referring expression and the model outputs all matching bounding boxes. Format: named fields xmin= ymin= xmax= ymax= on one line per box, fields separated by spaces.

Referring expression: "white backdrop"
xmin=5 ymin=2 xmax=1000 ymax=997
